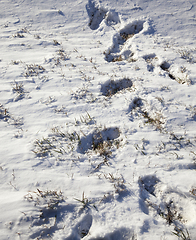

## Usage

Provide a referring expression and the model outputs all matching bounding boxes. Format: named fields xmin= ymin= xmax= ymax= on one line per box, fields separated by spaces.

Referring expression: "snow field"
xmin=0 ymin=0 xmax=196 ymax=239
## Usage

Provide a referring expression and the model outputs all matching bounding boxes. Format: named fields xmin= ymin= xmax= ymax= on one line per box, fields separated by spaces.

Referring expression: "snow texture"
xmin=0 ymin=0 xmax=196 ymax=239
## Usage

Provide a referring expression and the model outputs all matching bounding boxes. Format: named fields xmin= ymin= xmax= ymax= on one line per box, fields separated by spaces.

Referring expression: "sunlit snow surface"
xmin=0 ymin=0 xmax=196 ymax=239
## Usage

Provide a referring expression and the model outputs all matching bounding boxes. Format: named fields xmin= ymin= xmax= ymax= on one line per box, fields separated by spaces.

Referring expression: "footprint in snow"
xmin=143 ymin=53 xmax=173 ymax=77
xmin=143 ymin=53 xmax=158 ymax=72
xmin=77 ymin=214 xmax=93 ymax=238
xmin=89 ymin=227 xmax=133 ymax=240
xmin=143 ymin=54 xmax=191 ymax=84
xmin=160 ymin=61 xmax=191 ymax=85
xmin=86 ymin=0 xmax=107 ymax=30
xmin=104 ymin=19 xmax=145 ymax=62
xmin=139 ymin=175 xmax=196 ymax=226
xmin=101 ymin=78 xmax=133 ymax=97
xmin=86 ymin=0 xmax=120 ymax=30
xmin=78 ymin=127 xmax=120 ymax=154
xmin=65 ymin=214 xmax=93 ymax=239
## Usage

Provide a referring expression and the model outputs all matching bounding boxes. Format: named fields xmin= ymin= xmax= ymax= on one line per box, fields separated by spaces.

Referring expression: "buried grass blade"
xmin=74 ymin=192 xmax=98 ymax=211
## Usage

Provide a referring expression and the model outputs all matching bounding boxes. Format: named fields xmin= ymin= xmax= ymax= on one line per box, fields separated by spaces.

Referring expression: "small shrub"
xmin=57 ymin=48 xmax=69 ymax=61
xmin=104 ymin=173 xmax=127 ymax=194
xmin=0 ymin=103 xmax=23 ymax=127
xmin=53 ymin=40 xmax=60 ymax=46
xmin=178 ymin=49 xmax=195 ymax=63
xmin=54 ymin=106 xmax=67 ymax=115
xmin=12 ymin=81 xmax=26 ymax=101
xmin=71 ymin=85 xmax=89 ymax=100
xmin=112 ymin=55 xmax=123 ymax=62
xmin=13 ymin=32 xmax=24 ymax=38
xmin=75 ymin=112 xmax=95 ymax=125
xmin=34 ymin=34 xmax=41 ymax=39
xmin=142 ymin=110 xmax=164 ymax=131
xmin=33 ymin=137 xmax=58 ymax=157
xmin=189 ymin=187 xmax=196 ymax=196
xmin=146 ymin=199 xmax=183 ymax=226
xmin=11 ymin=60 xmax=21 ymax=65
xmin=93 ymin=140 xmax=112 ymax=158
xmin=25 ymin=189 xmax=64 ymax=209
xmin=0 ymin=104 xmax=10 ymax=121
xmin=24 ymin=64 xmax=45 ymax=77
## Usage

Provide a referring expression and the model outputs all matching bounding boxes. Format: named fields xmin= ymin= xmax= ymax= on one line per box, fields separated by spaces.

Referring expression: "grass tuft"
xmin=74 ymin=192 xmax=98 ymax=212
xmin=33 ymin=127 xmax=81 ymax=159
xmin=24 ymin=64 xmax=45 ymax=77
xmin=0 ymin=103 xmax=23 ymax=127
xmin=12 ymin=81 xmax=26 ymax=101
xmin=25 ymin=189 xmax=64 ymax=209
xmin=172 ymin=226 xmax=191 ymax=240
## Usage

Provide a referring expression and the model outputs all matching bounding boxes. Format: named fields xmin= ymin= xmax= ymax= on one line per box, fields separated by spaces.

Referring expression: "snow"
xmin=0 ymin=0 xmax=196 ymax=239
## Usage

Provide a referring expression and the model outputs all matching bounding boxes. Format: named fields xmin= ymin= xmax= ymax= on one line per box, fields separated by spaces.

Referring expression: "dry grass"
xmin=24 ymin=64 xmax=45 ymax=77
